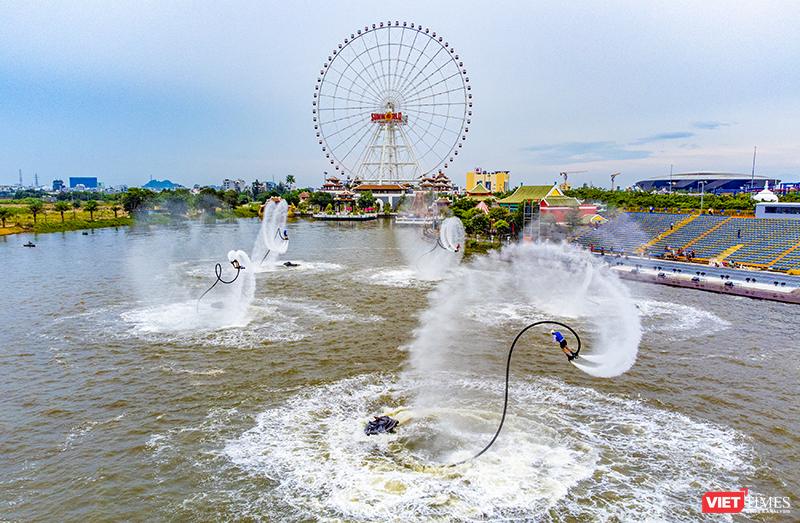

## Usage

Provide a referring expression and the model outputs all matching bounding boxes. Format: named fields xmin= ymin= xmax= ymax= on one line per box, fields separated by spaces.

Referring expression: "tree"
xmin=469 ymin=213 xmax=490 ymax=235
xmin=0 ymin=206 xmax=13 ymax=227
xmin=308 ymin=191 xmax=334 ymax=210
xmin=27 ymin=200 xmax=44 ymax=223
xmin=488 ymin=206 xmax=511 ymax=223
xmin=54 ymin=201 xmax=71 ymax=222
xmin=160 ymin=188 xmax=192 ymax=216
xmin=84 ymin=200 xmax=99 ymax=220
xmin=357 ymin=190 xmax=377 ymax=210
xmin=197 ymin=187 xmax=220 ymax=213
xmin=121 ymin=188 xmax=155 ymax=215
xmin=222 ymin=190 xmax=239 ymax=209
xmin=110 ymin=205 xmax=121 ymax=218
xmin=72 ymin=200 xmax=81 ymax=218
xmin=492 ymin=219 xmax=510 ymax=235
xmin=286 ymin=174 xmax=295 ymax=187
xmin=237 ymin=192 xmax=252 ymax=206
xmin=284 ymin=190 xmax=301 ymax=207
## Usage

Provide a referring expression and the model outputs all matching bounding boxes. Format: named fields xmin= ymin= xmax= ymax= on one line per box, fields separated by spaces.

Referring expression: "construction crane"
xmin=610 ymin=173 xmax=620 ymax=191
xmin=559 ymin=171 xmax=587 ymax=191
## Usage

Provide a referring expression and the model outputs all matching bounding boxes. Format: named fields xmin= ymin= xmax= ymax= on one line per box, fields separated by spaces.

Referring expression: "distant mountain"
xmin=142 ymin=179 xmax=182 ymax=190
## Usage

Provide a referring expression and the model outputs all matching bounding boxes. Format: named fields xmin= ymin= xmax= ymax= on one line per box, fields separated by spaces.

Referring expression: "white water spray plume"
xmin=399 ymin=217 xmax=465 ymax=280
xmin=123 ymin=248 xmax=256 ymax=333
xmin=438 ymin=217 xmax=466 ymax=252
xmin=253 ymin=199 xmax=289 ymax=269
xmin=405 ymin=241 xmax=641 ymax=390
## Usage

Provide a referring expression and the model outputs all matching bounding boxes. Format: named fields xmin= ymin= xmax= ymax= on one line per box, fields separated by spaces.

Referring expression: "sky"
xmin=1 ymin=0 xmax=799 ymax=191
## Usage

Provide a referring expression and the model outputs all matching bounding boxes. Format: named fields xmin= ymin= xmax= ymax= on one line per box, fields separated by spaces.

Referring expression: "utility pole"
xmin=669 ymin=165 xmax=673 ymax=194
xmin=699 ymin=181 xmax=705 ymax=213
xmin=750 ymin=146 xmax=757 ymax=191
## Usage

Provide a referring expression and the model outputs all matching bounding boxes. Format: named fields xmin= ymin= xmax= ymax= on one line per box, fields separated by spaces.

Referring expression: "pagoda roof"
xmin=497 ymin=185 xmax=561 ymax=204
xmin=467 ymin=182 xmax=491 ymax=194
xmin=542 ymin=195 xmax=581 ymax=207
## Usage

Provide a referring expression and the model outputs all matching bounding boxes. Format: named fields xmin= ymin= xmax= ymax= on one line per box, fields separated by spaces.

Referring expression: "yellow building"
xmin=465 ymin=169 xmax=509 ymax=194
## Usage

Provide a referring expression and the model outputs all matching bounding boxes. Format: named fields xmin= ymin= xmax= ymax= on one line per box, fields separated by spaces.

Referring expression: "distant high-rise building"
xmin=53 ymin=179 xmax=65 ymax=191
xmin=69 ymin=177 xmax=98 ymax=189
xmin=222 ymin=178 xmax=247 ymax=192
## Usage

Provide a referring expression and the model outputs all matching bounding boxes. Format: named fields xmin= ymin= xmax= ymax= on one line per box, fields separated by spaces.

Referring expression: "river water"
xmin=1 ymin=218 xmax=797 ymax=522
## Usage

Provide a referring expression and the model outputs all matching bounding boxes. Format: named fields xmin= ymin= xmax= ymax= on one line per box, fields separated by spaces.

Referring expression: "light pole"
xmin=669 ymin=164 xmax=673 ymax=194
xmin=699 ymin=181 xmax=705 ymax=214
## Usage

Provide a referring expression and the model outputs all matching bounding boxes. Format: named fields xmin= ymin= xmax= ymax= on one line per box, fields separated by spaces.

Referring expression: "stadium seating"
xmin=571 ymin=212 xmax=800 ymax=270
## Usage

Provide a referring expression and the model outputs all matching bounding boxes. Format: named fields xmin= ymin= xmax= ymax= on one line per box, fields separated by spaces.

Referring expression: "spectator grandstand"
xmin=572 ymin=212 xmax=800 ymax=271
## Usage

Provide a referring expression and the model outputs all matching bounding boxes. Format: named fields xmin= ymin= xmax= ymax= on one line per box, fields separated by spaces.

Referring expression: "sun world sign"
xmin=371 ymin=112 xmax=403 ymax=121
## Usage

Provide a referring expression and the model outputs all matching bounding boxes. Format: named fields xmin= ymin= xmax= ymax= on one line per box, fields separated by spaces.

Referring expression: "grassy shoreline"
xmin=1 ymin=217 xmax=133 ymax=236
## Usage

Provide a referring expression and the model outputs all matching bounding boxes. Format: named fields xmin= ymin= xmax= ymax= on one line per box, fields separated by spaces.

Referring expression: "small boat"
xmin=23 ymin=241 xmax=35 ymax=247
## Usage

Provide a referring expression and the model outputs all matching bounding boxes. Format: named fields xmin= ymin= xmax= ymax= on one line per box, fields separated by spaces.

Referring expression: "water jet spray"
xmin=196 ymin=251 xmax=247 ymax=311
xmin=259 ymin=228 xmax=289 ymax=266
xmin=445 ymin=320 xmax=581 ymax=467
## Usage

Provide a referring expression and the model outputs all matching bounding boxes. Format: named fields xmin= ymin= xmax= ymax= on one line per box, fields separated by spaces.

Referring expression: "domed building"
xmin=635 ymin=172 xmax=780 ymax=193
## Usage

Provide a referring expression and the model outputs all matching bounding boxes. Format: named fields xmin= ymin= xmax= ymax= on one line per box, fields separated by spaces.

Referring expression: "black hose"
xmin=196 ymin=263 xmax=243 ymax=311
xmin=416 ymin=236 xmax=460 ymax=271
xmin=416 ymin=239 xmax=443 ymax=271
xmin=447 ymin=320 xmax=581 ymax=467
xmin=277 ymin=228 xmax=289 ymax=241
xmin=260 ymin=229 xmax=288 ymax=267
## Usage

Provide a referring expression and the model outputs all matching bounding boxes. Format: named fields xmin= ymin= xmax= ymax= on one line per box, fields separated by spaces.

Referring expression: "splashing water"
xmin=399 ymin=217 xmax=465 ymax=279
xmin=123 ymin=249 xmax=256 ymax=332
xmin=196 ymin=249 xmax=255 ymax=320
xmin=253 ymin=199 xmax=289 ymax=268
xmin=406 ymin=241 xmax=641 ymax=394
xmin=438 ymin=217 xmax=465 ymax=252
xmin=225 ymin=373 xmax=756 ymax=522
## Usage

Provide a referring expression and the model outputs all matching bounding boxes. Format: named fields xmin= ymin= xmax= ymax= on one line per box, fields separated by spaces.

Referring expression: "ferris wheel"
xmin=313 ymin=21 xmax=472 ymax=184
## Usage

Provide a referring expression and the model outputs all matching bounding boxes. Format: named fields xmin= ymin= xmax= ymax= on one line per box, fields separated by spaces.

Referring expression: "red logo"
xmin=702 ymin=488 xmax=748 ymax=513
xmin=370 ymin=112 xmax=402 ymax=121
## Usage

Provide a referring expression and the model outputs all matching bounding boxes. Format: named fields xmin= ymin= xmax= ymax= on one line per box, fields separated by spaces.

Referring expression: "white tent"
xmin=752 ymin=182 xmax=779 ymax=202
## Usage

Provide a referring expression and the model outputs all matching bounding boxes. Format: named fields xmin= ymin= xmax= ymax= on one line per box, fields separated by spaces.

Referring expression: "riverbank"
xmin=0 ymin=217 xmax=133 ymax=236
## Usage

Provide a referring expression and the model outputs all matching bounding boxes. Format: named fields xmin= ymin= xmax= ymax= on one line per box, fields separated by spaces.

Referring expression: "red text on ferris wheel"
xmin=371 ymin=112 xmax=403 ymax=121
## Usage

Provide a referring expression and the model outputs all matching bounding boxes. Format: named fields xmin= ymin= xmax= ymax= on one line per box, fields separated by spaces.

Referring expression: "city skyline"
xmin=2 ymin=1 xmax=799 ymax=191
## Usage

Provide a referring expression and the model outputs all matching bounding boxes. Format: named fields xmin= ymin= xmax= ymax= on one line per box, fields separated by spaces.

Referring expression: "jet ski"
xmin=364 ymin=415 xmax=398 ymax=435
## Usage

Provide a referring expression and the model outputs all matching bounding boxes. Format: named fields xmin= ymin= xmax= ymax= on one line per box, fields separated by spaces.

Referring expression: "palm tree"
xmin=84 ymin=200 xmax=99 ymax=220
xmin=72 ymin=200 xmax=81 ymax=218
xmin=28 ymin=200 xmax=44 ymax=223
xmin=110 ymin=205 xmax=121 ymax=218
xmin=286 ymin=174 xmax=295 ymax=187
xmin=54 ymin=201 xmax=70 ymax=222
xmin=0 ymin=206 xmax=13 ymax=227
